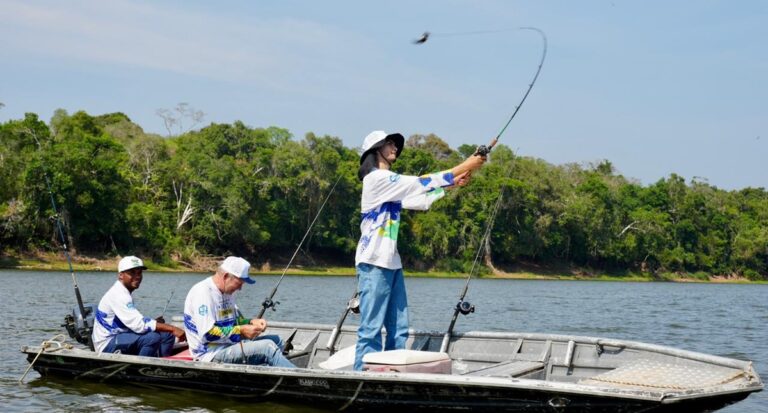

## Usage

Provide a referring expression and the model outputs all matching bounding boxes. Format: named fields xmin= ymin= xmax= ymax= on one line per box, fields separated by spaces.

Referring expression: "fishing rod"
xmin=158 ymin=290 xmax=174 ymax=320
xmin=439 ymin=188 xmax=506 ymax=353
xmin=322 ymin=27 xmax=547 ymax=359
xmin=326 ymin=289 xmax=359 ymax=354
xmin=26 ymin=129 xmax=94 ymax=349
xmin=256 ymin=174 xmax=343 ymax=319
xmin=412 ymin=27 xmax=548 ymax=353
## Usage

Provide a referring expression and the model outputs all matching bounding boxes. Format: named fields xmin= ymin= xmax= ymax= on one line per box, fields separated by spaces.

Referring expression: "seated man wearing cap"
xmin=92 ymin=256 xmax=186 ymax=357
xmin=183 ymin=256 xmax=295 ymax=367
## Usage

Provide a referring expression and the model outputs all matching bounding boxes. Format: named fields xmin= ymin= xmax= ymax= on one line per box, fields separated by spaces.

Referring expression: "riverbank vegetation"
xmin=1 ymin=110 xmax=766 ymax=281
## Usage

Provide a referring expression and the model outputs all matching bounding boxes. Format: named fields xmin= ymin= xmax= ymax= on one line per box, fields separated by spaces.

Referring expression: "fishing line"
xmin=412 ymin=27 xmax=547 ymax=352
xmin=413 ymin=28 xmax=521 ymax=43
xmin=256 ymin=174 xmax=343 ymax=319
xmin=414 ymin=27 xmax=547 ymax=155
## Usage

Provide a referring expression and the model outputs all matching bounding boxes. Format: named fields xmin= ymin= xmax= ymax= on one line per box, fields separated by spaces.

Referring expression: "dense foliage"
xmin=1 ymin=111 xmax=766 ymax=279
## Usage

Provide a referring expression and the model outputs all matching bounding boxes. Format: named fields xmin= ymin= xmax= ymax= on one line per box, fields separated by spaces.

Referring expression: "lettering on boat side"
xmin=298 ymin=378 xmax=330 ymax=389
xmin=138 ymin=367 xmax=200 ymax=379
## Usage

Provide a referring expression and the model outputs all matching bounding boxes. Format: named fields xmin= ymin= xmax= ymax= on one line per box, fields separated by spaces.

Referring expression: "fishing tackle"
xmin=440 ymin=189 xmax=506 ymax=353
xmin=256 ymin=174 xmax=343 ymax=319
xmin=413 ymin=27 xmax=548 ymax=353
xmin=326 ymin=290 xmax=360 ymax=355
xmin=158 ymin=290 xmax=174 ymax=322
xmin=25 ymin=130 xmax=95 ymax=350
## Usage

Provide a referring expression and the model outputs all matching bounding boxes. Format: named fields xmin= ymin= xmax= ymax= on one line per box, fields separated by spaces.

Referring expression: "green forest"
xmin=1 ymin=110 xmax=766 ymax=280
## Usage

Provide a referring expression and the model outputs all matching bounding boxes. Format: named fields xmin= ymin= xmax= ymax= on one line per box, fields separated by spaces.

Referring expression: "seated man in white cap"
xmin=183 ymin=256 xmax=295 ymax=367
xmin=92 ymin=255 xmax=186 ymax=356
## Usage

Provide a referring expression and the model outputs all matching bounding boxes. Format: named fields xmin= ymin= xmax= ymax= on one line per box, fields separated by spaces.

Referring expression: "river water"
xmin=1 ymin=270 xmax=765 ymax=412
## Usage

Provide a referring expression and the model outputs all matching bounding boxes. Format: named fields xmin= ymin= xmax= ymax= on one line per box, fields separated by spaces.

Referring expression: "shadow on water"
xmin=21 ymin=377 xmax=332 ymax=412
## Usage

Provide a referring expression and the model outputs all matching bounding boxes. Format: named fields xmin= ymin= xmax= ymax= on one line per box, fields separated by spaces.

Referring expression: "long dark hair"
xmin=358 ymin=151 xmax=379 ymax=181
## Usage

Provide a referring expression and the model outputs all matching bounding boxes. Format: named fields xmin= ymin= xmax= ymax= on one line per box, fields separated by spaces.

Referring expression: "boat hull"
xmin=21 ymin=321 xmax=762 ymax=412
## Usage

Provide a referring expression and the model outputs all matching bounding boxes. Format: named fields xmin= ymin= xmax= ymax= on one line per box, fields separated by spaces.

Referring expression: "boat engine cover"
xmin=62 ymin=303 xmax=96 ymax=349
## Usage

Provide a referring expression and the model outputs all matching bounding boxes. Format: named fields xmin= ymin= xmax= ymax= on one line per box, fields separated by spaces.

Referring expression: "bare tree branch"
xmin=155 ymin=102 xmax=205 ymax=137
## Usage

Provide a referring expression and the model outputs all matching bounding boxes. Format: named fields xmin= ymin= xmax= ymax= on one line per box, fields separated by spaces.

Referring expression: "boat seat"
xmin=163 ymin=349 xmax=194 ymax=361
xmin=363 ymin=350 xmax=452 ymax=374
xmin=363 ymin=349 xmax=449 ymax=364
xmin=462 ymin=360 xmax=544 ymax=377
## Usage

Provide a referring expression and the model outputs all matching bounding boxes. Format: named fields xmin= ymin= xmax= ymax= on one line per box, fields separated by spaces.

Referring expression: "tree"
xmin=156 ymin=103 xmax=205 ymax=137
xmin=406 ymin=134 xmax=456 ymax=161
xmin=0 ymin=114 xmax=50 ymax=249
xmin=18 ymin=112 xmax=131 ymax=253
xmin=2 ymin=109 xmax=766 ymax=279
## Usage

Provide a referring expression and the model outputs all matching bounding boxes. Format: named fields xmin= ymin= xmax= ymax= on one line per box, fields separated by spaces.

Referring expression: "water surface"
xmin=2 ymin=270 xmax=765 ymax=412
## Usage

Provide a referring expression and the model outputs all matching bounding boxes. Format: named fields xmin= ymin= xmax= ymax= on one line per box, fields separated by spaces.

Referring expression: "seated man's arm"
xmin=156 ymin=322 xmax=186 ymax=341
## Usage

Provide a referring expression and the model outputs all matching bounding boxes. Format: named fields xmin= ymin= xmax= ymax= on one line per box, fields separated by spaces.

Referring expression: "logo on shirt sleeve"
xmin=389 ymin=174 xmax=401 ymax=183
xmin=126 ymin=302 xmax=135 ymax=310
xmin=198 ymin=304 xmax=209 ymax=316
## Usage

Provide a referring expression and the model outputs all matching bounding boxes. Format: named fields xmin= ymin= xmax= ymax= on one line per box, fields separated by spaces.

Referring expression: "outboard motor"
xmin=62 ymin=303 xmax=96 ymax=350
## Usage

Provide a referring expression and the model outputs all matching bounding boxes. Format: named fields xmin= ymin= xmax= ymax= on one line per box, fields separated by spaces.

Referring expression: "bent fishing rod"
xmin=324 ymin=27 xmax=547 ymax=357
xmin=27 ymin=129 xmax=94 ymax=349
xmin=255 ymin=174 xmax=343 ymax=319
xmin=414 ymin=27 xmax=548 ymax=353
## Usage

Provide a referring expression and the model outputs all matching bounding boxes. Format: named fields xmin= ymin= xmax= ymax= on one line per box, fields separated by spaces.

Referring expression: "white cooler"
xmin=362 ymin=349 xmax=452 ymax=374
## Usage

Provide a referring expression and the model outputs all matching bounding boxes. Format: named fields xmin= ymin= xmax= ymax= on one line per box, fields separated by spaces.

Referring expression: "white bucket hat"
xmin=360 ymin=131 xmax=404 ymax=164
xmin=219 ymin=256 xmax=255 ymax=284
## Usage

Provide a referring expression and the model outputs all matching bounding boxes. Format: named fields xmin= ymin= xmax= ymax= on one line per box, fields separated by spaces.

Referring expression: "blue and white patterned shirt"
xmin=92 ymin=281 xmax=157 ymax=353
xmin=355 ymin=169 xmax=454 ymax=269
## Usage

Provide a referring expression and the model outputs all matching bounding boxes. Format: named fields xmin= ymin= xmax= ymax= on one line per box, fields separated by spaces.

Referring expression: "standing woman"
xmin=354 ymin=130 xmax=486 ymax=370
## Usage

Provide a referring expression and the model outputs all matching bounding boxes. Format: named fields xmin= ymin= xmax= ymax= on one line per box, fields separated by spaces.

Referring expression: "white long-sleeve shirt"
xmin=183 ymin=277 xmax=245 ymax=361
xmin=92 ymin=280 xmax=157 ymax=353
xmin=355 ymin=169 xmax=454 ymax=269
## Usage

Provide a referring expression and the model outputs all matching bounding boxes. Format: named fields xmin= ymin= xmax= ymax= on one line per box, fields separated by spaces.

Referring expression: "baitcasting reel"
xmin=474 ymin=138 xmax=498 ymax=157
xmin=262 ymin=298 xmax=280 ymax=312
xmin=348 ymin=295 xmax=360 ymax=314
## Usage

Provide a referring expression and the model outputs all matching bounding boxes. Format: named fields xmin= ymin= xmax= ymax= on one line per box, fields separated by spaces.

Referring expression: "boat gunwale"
xmin=268 ymin=320 xmax=757 ymax=372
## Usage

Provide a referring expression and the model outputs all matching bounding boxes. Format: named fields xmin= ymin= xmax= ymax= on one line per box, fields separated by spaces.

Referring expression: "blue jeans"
xmin=354 ymin=263 xmax=409 ymax=371
xmin=104 ymin=331 xmax=176 ymax=357
xmin=211 ymin=335 xmax=295 ymax=368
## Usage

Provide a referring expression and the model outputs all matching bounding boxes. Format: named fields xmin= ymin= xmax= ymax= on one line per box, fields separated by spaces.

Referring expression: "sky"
xmin=1 ymin=0 xmax=765 ymax=190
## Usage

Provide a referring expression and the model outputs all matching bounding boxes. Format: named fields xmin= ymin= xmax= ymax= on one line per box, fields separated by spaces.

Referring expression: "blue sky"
xmin=1 ymin=0 xmax=765 ymax=190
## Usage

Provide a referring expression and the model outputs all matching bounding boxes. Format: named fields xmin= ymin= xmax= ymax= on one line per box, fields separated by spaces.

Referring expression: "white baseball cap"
xmin=220 ymin=256 xmax=255 ymax=284
xmin=118 ymin=256 xmax=147 ymax=272
xmin=360 ymin=131 xmax=404 ymax=164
